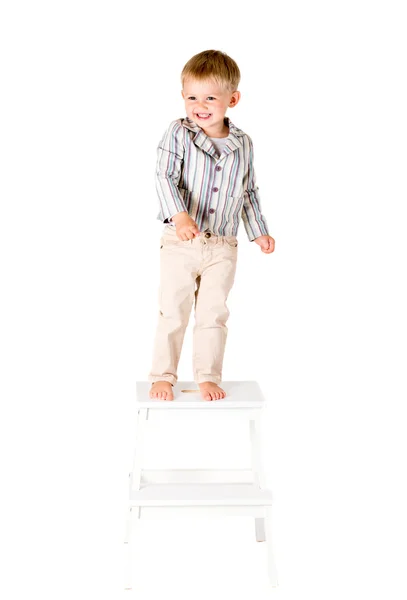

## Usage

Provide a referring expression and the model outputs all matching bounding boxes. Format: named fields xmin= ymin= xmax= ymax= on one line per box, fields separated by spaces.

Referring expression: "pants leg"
xmin=193 ymin=238 xmax=238 ymax=384
xmin=148 ymin=235 xmax=199 ymax=385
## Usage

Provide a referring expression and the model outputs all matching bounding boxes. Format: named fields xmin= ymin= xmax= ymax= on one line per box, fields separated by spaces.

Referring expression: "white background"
xmin=1 ymin=1 xmax=406 ymax=598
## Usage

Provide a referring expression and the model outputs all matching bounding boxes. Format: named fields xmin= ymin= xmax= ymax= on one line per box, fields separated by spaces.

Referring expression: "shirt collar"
xmin=182 ymin=116 xmax=245 ymax=158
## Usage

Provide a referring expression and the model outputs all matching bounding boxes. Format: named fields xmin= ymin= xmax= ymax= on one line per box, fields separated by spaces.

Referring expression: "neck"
xmin=202 ymin=117 xmax=229 ymax=138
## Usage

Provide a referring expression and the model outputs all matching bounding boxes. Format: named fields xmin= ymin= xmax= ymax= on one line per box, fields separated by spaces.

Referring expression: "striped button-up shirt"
xmin=155 ymin=116 xmax=270 ymax=241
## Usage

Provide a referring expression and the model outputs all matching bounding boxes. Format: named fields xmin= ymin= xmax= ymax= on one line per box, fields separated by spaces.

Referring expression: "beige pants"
xmin=148 ymin=225 xmax=238 ymax=386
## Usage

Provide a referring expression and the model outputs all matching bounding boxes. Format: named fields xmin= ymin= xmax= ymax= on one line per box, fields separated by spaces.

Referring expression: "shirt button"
xmin=209 ymin=208 xmax=215 ymax=214
xmin=212 ymin=187 xmax=218 ymax=192
xmin=215 ymin=166 xmax=222 ymax=171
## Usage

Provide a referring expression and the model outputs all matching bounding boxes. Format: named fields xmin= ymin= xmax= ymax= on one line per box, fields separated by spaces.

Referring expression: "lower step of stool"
xmin=130 ymin=483 xmax=273 ymax=507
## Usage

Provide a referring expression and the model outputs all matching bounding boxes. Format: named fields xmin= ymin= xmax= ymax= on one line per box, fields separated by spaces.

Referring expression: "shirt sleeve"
xmin=155 ymin=120 xmax=188 ymax=223
xmin=241 ymin=135 xmax=270 ymax=241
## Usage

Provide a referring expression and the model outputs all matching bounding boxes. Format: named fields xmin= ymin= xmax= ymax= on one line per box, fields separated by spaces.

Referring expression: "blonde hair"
xmin=181 ymin=49 xmax=241 ymax=93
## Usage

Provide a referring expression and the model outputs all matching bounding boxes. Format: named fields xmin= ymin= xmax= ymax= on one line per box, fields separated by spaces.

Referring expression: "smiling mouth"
xmin=195 ymin=113 xmax=212 ymax=120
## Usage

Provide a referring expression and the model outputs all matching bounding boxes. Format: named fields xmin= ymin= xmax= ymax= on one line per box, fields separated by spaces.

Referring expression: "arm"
xmin=241 ymin=135 xmax=270 ymax=241
xmin=155 ymin=120 xmax=188 ymax=223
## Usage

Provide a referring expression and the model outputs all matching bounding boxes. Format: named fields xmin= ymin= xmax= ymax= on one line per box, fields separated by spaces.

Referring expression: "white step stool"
xmin=124 ymin=380 xmax=278 ymax=589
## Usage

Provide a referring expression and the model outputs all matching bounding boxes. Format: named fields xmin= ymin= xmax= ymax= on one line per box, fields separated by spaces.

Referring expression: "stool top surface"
xmin=136 ymin=381 xmax=266 ymax=408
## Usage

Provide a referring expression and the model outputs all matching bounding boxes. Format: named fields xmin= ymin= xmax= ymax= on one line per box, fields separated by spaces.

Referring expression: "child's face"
xmin=181 ymin=77 xmax=240 ymax=132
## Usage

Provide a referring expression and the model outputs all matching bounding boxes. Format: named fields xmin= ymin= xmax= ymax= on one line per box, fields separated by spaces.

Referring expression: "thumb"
xmin=191 ymin=225 xmax=200 ymax=236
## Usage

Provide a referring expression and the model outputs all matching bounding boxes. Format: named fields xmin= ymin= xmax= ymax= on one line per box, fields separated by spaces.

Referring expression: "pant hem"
xmin=148 ymin=375 xmax=176 ymax=386
xmin=194 ymin=376 xmax=222 ymax=385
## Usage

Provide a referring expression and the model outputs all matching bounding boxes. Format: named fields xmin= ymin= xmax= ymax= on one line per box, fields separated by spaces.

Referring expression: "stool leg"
xmin=129 ymin=408 xmax=148 ymax=494
xmin=255 ymin=517 xmax=266 ymax=542
xmin=126 ymin=408 xmax=147 ymax=590
xmin=249 ymin=417 xmax=266 ymax=487
xmin=264 ymin=506 xmax=278 ymax=587
xmin=250 ymin=417 xmax=267 ymax=542
xmin=124 ymin=506 xmax=142 ymax=590
xmin=124 ymin=507 xmax=133 ymax=590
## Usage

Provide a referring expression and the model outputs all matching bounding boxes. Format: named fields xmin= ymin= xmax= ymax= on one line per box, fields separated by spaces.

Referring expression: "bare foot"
xmin=198 ymin=382 xmax=226 ymax=401
xmin=149 ymin=381 xmax=174 ymax=401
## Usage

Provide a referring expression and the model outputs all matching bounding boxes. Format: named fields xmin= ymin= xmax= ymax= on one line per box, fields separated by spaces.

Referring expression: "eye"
xmin=207 ymin=96 xmax=215 ymax=100
xmin=187 ymin=96 xmax=196 ymax=100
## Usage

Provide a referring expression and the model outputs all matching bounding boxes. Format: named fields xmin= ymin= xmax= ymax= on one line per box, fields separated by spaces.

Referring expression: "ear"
xmin=229 ymin=91 xmax=241 ymax=108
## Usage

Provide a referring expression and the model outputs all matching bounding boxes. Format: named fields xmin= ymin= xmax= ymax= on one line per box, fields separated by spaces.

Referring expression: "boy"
xmin=148 ymin=49 xmax=275 ymax=401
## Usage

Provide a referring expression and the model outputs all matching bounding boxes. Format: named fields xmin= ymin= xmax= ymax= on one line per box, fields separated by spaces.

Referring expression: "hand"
xmin=171 ymin=211 xmax=201 ymax=241
xmin=254 ymin=235 xmax=275 ymax=254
